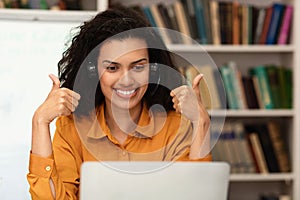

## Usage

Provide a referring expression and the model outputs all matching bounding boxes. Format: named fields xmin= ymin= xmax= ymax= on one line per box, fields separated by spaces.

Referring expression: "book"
xmin=277 ymin=5 xmax=293 ymax=44
xmin=252 ymin=76 xmax=264 ymax=109
xmin=266 ymin=3 xmax=285 ymax=45
xmin=142 ymin=6 xmax=157 ymax=27
xmin=278 ymin=67 xmax=293 ymax=108
xmin=165 ymin=3 xmax=183 ymax=44
xmin=222 ymin=123 xmax=242 ymax=173
xmin=242 ymin=76 xmax=259 ymax=109
xmin=157 ymin=3 xmax=179 ymax=44
xmin=249 ymin=66 xmax=274 ymax=109
xmin=218 ymin=2 xmax=228 ymax=44
xmin=173 ymin=1 xmax=193 ymax=44
xmin=149 ymin=4 xmax=172 ymax=45
xmin=193 ymin=0 xmax=208 ymax=44
xmin=247 ymin=132 xmax=269 ymax=173
xmin=254 ymin=7 xmax=266 ymax=44
xmin=247 ymin=5 xmax=253 ymax=44
xmin=182 ymin=0 xmax=199 ymax=42
xmin=266 ymin=65 xmax=281 ymax=108
xmin=232 ymin=1 xmax=240 ymax=45
xmin=219 ymin=64 xmax=239 ymax=109
xmin=267 ymin=121 xmax=291 ymax=172
xmin=232 ymin=122 xmax=256 ymax=173
xmin=259 ymin=6 xmax=273 ymax=44
xmin=250 ymin=6 xmax=259 ymax=45
xmin=241 ymin=4 xmax=249 ymax=45
xmin=227 ymin=61 xmax=248 ymax=109
xmin=201 ymin=0 xmax=212 ymax=44
xmin=246 ymin=124 xmax=280 ymax=173
xmin=226 ymin=2 xmax=233 ymax=44
xmin=157 ymin=3 xmax=173 ymax=30
xmin=209 ymin=0 xmax=221 ymax=45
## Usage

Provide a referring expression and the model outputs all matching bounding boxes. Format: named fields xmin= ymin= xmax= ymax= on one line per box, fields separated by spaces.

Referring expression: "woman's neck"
xmin=104 ymin=102 xmax=143 ymax=136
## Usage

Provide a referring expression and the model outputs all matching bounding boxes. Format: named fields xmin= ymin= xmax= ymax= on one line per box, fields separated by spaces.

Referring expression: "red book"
xmin=259 ymin=6 xmax=273 ymax=44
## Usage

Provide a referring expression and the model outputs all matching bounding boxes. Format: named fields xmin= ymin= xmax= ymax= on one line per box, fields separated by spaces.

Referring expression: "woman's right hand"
xmin=33 ymin=74 xmax=81 ymax=125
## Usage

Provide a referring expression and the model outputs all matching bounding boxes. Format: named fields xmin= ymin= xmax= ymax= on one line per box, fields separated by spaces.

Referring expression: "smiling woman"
xmin=98 ymin=38 xmax=149 ymax=112
xmin=27 ymin=4 xmax=211 ymax=200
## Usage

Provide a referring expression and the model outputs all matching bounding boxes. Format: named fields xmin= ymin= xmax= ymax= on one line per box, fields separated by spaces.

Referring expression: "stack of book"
xmin=212 ymin=121 xmax=291 ymax=174
xmin=182 ymin=62 xmax=292 ymax=110
xmin=131 ymin=0 xmax=293 ymax=45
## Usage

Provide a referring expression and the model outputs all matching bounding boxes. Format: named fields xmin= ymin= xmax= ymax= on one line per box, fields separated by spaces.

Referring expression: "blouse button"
xmin=45 ymin=166 xmax=51 ymax=171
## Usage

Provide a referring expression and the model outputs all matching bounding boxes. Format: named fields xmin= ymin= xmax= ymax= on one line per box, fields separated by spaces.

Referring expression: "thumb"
xmin=49 ymin=74 xmax=60 ymax=90
xmin=192 ymin=74 xmax=204 ymax=101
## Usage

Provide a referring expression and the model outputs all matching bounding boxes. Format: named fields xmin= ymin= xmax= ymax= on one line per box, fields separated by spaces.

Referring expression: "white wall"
xmin=0 ymin=19 xmax=80 ymax=200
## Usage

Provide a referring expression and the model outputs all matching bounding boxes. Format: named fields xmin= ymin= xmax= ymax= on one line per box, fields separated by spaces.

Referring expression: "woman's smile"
xmin=114 ymin=88 xmax=138 ymax=98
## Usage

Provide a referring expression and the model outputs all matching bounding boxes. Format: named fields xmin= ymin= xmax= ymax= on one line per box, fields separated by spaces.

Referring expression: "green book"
xmin=220 ymin=65 xmax=239 ymax=109
xmin=249 ymin=66 xmax=274 ymax=109
xmin=278 ymin=67 xmax=293 ymax=108
xmin=266 ymin=65 xmax=281 ymax=108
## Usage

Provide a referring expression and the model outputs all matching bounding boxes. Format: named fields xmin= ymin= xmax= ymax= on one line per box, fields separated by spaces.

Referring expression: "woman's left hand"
xmin=170 ymin=74 xmax=211 ymax=159
xmin=170 ymin=74 xmax=209 ymax=124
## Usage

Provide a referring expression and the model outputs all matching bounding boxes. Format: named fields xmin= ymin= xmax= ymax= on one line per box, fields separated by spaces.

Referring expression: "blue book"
xmin=193 ymin=0 xmax=208 ymax=44
xmin=142 ymin=6 xmax=157 ymax=27
xmin=266 ymin=3 xmax=285 ymax=45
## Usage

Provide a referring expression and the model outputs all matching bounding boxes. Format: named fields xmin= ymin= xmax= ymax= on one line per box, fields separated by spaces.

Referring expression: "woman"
xmin=27 ymin=5 xmax=211 ymax=199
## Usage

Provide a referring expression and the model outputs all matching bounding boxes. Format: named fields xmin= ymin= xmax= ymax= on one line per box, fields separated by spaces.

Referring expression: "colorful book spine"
xmin=277 ymin=5 xmax=293 ymax=44
xmin=193 ymin=0 xmax=208 ymax=44
xmin=209 ymin=0 xmax=221 ymax=45
xmin=220 ymin=65 xmax=239 ymax=109
xmin=142 ymin=6 xmax=157 ymax=27
xmin=266 ymin=3 xmax=285 ymax=45
xmin=254 ymin=8 xmax=266 ymax=44
xmin=259 ymin=6 xmax=273 ymax=44
xmin=250 ymin=66 xmax=274 ymax=109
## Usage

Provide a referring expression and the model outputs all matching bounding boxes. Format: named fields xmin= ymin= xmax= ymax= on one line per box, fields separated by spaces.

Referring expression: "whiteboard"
xmin=0 ymin=19 xmax=82 ymax=199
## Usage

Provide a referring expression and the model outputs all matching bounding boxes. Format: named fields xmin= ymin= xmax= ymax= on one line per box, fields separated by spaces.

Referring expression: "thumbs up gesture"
xmin=34 ymin=74 xmax=81 ymax=125
xmin=170 ymin=74 xmax=208 ymax=123
xmin=171 ymin=74 xmax=211 ymax=159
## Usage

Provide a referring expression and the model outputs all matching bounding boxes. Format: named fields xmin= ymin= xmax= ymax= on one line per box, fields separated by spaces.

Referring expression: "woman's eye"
xmin=132 ymin=65 xmax=145 ymax=72
xmin=106 ymin=65 xmax=118 ymax=72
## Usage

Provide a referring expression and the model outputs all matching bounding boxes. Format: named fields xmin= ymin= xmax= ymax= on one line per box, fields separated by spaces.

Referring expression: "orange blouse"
xmin=27 ymin=104 xmax=212 ymax=199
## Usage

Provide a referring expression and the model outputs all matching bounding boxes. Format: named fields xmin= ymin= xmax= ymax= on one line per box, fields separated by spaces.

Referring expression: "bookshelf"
xmin=117 ymin=0 xmax=300 ymax=199
xmin=0 ymin=0 xmax=299 ymax=199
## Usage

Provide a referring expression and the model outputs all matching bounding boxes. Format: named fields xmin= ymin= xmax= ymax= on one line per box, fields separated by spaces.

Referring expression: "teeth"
xmin=116 ymin=89 xmax=135 ymax=95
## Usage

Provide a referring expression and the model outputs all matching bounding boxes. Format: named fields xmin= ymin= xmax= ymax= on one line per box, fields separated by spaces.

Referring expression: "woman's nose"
xmin=118 ymin=71 xmax=135 ymax=86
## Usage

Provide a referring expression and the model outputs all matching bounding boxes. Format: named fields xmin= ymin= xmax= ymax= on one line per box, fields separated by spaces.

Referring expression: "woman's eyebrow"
xmin=102 ymin=60 xmax=119 ymax=65
xmin=130 ymin=58 xmax=148 ymax=65
xmin=102 ymin=58 xmax=148 ymax=65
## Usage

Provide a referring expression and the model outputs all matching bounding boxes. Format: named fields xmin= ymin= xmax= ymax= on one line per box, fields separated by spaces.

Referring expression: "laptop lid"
xmin=80 ymin=161 xmax=230 ymax=200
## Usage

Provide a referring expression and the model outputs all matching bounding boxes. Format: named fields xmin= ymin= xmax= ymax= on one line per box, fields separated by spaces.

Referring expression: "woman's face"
xmin=98 ymin=38 xmax=149 ymax=110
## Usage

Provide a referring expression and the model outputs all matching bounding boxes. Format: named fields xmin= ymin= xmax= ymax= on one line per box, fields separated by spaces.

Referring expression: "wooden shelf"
xmin=209 ymin=109 xmax=294 ymax=117
xmin=0 ymin=9 xmax=97 ymax=22
xmin=230 ymin=173 xmax=295 ymax=182
xmin=168 ymin=44 xmax=295 ymax=53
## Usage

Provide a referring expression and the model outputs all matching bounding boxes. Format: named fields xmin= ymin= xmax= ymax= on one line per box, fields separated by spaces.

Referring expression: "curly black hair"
xmin=58 ymin=4 xmax=183 ymax=116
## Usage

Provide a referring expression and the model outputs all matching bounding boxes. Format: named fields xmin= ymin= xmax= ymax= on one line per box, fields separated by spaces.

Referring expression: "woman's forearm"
xmin=31 ymin=111 xmax=53 ymax=158
xmin=189 ymin=121 xmax=211 ymax=159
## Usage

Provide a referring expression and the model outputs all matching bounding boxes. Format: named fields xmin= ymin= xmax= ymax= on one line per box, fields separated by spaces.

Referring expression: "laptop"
xmin=80 ymin=161 xmax=230 ymax=200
